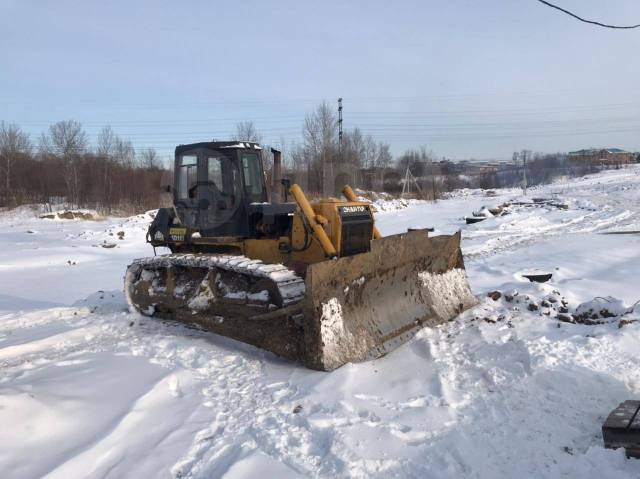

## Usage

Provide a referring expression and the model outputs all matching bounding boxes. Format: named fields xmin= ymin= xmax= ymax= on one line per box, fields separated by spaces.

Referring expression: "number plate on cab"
xmin=169 ymin=227 xmax=187 ymax=242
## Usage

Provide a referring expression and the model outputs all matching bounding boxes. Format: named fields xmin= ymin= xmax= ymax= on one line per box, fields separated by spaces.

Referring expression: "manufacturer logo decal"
xmin=341 ymin=206 xmax=367 ymax=213
xmin=154 ymin=231 xmax=164 ymax=241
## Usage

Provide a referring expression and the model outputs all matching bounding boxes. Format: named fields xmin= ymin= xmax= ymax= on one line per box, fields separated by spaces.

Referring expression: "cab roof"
xmin=175 ymin=141 xmax=262 ymax=155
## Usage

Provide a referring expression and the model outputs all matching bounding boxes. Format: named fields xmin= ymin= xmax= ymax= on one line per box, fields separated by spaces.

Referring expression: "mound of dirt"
xmin=40 ymin=211 xmax=99 ymax=221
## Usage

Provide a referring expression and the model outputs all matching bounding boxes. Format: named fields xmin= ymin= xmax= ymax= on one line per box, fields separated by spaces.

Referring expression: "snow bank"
xmin=471 ymin=206 xmax=494 ymax=218
xmin=353 ymin=189 xmax=427 ymax=212
xmin=371 ymin=197 xmax=427 ymax=212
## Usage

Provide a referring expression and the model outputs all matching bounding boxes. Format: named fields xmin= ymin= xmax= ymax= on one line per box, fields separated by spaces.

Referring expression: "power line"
xmin=0 ymin=89 xmax=580 ymax=108
xmin=9 ymin=100 xmax=640 ymax=128
xmin=535 ymin=0 xmax=640 ymax=29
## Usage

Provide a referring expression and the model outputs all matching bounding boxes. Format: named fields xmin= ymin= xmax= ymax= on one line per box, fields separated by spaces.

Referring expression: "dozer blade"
xmin=124 ymin=230 xmax=476 ymax=371
xmin=302 ymin=229 xmax=477 ymax=370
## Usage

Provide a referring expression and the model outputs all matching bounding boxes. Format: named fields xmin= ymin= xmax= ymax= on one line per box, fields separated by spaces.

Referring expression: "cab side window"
xmin=241 ymin=153 xmax=264 ymax=203
xmin=178 ymin=155 xmax=198 ymax=200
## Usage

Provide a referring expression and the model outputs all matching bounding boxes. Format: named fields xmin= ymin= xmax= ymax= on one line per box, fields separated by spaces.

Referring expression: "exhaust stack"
xmin=271 ymin=148 xmax=282 ymax=203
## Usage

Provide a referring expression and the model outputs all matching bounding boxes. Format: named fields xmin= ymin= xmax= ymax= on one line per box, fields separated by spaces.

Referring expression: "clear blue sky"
xmin=1 ymin=0 xmax=639 ymax=163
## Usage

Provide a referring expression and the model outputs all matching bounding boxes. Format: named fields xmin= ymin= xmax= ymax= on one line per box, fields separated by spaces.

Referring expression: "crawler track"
xmin=126 ymin=254 xmax=305 ymax=310
xmin=125 ymin=254 xmax=307 ymax=360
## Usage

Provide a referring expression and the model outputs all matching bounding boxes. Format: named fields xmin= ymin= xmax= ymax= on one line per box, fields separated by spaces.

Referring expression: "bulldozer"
xmin=125 ymin=141 xmax=476 ymax=370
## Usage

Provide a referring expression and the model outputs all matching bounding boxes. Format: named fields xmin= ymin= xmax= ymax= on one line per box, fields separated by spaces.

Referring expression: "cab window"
xmin=208 ymin=156 xmax=223 ymax=187
xmin=207 ymin=156 xmax=237 ymax=207
xmin=241 ymin=153 xmax=264 ymax=203
xmin=178 ymin=155 xmax=198 ymax=200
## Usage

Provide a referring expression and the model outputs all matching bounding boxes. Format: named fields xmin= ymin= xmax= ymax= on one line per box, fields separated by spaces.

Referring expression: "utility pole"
xmin=522 ymin=152 xmax=528 ymax=196
xmin=401 ymin=166 xmax=410 ymax=198
xmin=430 ymin=157 xmax=437 ymax=201
xmin=338 ymin=97 xmax=343 ymax=163
xmin=401 ymin=166 xmax=424 ymax=199
xmin=336 ymin=97 xmax=343 ymax=192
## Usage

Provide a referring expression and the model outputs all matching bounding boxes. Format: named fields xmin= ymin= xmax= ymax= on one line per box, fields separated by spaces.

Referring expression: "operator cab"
xmin=173 ymin=141 xmax=294 ymax=239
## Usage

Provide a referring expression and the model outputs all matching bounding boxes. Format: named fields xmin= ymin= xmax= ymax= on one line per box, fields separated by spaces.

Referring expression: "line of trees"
xmin=0 ymin=120 xmax=166 ymax=212
xmin=3 ymin=102 xmax=636 ymax=212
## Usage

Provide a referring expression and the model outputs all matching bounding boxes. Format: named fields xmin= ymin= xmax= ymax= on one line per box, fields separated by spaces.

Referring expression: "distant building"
xmin=468 ymin=161 xmax=501 ymax=174
xmin=567 ymin=148 xmax=635 ymax=166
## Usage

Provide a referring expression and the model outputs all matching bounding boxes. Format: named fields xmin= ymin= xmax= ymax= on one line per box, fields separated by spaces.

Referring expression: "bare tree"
xmin=140 ymin=148 xmax=159 ymax=169
xmin=303 ymin=101 xmax=337 ymax=194
xmin=114 ymin=138 xmax=135 ymax=167
xmin=97 ymin=125 xmax=118 ymax=158
xmin=375 ymin=143 xmax=392 ymax=168
xmin=41 ymin=120 xmax=88 ymax=206
xmin=48 ymin=120 xmax=88 ymax=157
xmin=37 ymin=132 xmax=52 ymax=157
xmin=96 ymin=126 xmax=118 ymax=207
xmin=363 ymin=135 xmax=378 ymax=169
xmin=397 ymin=149 xmax=422 ymax=175
xmin=233 ymin=121 xmax=263 ymax=143
xmin=0 ymin=121 xmax=31 ymax=203
xmin=343 ymin=128 xmax=365 ymax=167
xmin=288 ymin=142 xmax=307 ymax=189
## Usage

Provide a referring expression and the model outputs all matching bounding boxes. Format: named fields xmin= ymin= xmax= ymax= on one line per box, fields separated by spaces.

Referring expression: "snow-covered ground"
xmin=2 ymin=167 xmax=640 ymax=478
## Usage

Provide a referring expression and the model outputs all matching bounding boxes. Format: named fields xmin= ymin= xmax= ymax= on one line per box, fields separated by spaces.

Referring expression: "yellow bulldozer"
xmin=125 ymin=141 xmax=476 ymax=370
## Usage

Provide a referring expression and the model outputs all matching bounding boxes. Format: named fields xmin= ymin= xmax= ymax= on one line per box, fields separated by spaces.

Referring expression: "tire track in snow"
xmin=455 ymin=168 xmax=640 ymax=262
xmin=463 ymin=206 xmax=637 ymax=261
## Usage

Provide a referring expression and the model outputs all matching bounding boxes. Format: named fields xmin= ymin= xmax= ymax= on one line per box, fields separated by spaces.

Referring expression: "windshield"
xmin=241 ymin=153 xmax=265 ymax=203
xmin=198 ymin=154 xmax=241 ymax=230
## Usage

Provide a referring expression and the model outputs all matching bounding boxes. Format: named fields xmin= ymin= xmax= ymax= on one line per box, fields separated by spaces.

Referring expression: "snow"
xmin=372 ymin=197 xmax=426 ymax=212
xmin=353 ymin=189 xmax=428 ymax=212
xmin=220 ymin=143 xmax=247 ymax=149
xmin=188 ymin=275 xmax=217 ymax=311
xmin=2 ymin=166 xmax=640 ymax=477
